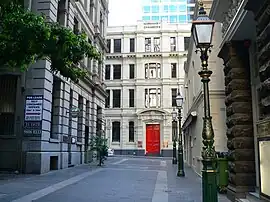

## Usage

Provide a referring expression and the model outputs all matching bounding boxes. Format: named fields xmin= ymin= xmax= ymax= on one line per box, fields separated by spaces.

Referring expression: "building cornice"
xmin=219 ymin=0 xmax=249 ymax=49
xmin=106 ymin=51 xmax=188 ymax=60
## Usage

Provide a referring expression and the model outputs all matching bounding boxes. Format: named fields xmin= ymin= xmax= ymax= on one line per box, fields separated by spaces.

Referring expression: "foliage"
xmin=0 ymin=2 xmax=101 ymax=82
xmin=89 ymin=131 xmax=108 ymax=166
xmin=0 ymin=3 xmax=50 ymax=71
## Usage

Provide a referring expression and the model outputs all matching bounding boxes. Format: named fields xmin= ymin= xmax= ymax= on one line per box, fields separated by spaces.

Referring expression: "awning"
xmin=182 ymin=111 xmax=197 ymax=131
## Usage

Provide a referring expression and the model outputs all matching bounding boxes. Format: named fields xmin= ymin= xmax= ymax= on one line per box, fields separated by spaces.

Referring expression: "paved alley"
xmin=0 ymin=157 xmax=229 ymax=202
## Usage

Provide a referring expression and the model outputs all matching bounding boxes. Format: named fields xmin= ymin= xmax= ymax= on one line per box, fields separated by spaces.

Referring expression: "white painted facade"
xmin=105 ymin=22 xmax=191 ymax=156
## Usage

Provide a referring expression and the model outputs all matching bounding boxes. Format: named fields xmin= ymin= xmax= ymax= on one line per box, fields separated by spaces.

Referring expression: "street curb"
xmin=112 ymin=155 xmax=172 ymax=160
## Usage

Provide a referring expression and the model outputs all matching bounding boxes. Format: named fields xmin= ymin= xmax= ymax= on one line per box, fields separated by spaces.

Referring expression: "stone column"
xmin=218 ymin=41 xmax=256 ymax=200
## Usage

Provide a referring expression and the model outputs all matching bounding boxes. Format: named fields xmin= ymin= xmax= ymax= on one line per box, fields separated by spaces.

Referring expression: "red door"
xmin=146 ymin=124 xmax=160 ymax=155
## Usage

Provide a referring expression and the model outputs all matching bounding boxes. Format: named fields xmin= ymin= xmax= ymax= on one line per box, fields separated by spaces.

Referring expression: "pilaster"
xmin=218 ymin=41 xmax=256 ymax=200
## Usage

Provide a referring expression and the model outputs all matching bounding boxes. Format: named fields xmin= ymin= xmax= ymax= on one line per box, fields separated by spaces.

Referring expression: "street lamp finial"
xmin=198 ymin=1 xmax=206 ymax=16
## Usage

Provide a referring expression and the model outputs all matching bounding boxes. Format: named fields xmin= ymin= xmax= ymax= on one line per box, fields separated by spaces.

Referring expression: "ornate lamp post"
xmin=191 ymin=2 xmax=217 ymax=202
xmin=176 ymin=92 xmax=185 ymax=177
xmin=172 ymin=108 xmax=178 ymax=164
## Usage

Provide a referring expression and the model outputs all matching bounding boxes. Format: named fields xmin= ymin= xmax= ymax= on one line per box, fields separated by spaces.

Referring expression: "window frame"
xmin=129 ymin=89 xmax=135 ymax=107
xmin=128 ymin=121 xmax=135 ymax=142
xmin=105 ymin=65 xmax=110 ymax=80
xmin=172 ymin=88 xmax=177 ymax=107
xmin=113 ymin=39 xmax=121 ymax=53
xmin=129 ymin=64 xmax=135 ymax=79
xmin=112 ymin=121 xmax=120 ymax=142
xmin=113 ymin=64 xmax=121 ymax=80
xmin=130 ymin=38 xmax=135 ymax=52
xmin=171 ymin=63 xmax=177 ymax=78
xmin=112 ymin=89 xmax=121 ymax=108
xmin=145 ymin=38 xmax=151 ymax=52
xmin=105 ymin=90 xmax=110 ymax=108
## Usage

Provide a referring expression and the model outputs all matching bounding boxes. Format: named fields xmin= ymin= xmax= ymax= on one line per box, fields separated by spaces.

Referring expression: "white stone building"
xmin=0 ymin=0 xmax=108 ymax=174
xmin=105 ymin=21 xmax=191 ymax=156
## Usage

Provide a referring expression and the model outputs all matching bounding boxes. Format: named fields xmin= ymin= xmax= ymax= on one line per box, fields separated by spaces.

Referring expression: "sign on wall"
xmin=24 ymin=95 xmax=43 ymax=136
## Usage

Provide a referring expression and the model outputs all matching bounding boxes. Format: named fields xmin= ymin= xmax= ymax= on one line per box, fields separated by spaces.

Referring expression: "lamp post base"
xmin=177 ymin=170 xmax=185 ymax=177
xmin=202 ymin=159 xmax=218 ymax=202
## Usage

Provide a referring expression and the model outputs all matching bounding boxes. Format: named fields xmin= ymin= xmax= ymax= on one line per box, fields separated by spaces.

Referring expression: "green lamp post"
xmin=176 ymin=92 xmax=185 ymax=177
xmin=191 ymin=1 xmax=217 ymax=202
xmin=172 ymin=108 xmax=178 ymax=164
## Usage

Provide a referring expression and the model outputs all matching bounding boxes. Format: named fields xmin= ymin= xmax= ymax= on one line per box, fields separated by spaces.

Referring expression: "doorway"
xmin=146 ymin=124 xmax=160 ymax=156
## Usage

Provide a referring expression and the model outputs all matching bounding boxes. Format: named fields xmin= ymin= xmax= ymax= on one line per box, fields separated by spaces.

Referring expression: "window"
xmin=172 ymin=88 xmax=177 ymax=107
xmin=171 ymin=63 xmax=177 ymax=78
xmin=179 ymin=15 xmax=187 ymax=22
xmin=57 ymin=0 xmax=65 ymax=25
xmin=152 ymin=5 xmax=159 ymax=13
xmin=145 ymin=38 xmax=151 ymax=52
xmin=143 ymin=6 xmax=150 ymax=13
xmin=89 ymin=0 xmax=94 ymax=21
xmin=105 ymin=65 xmax=110 ymax=80
xmin=184 ymin=37 xmax=190 ymax=50
xmin=152 ymin=16 xmax=160 ymax=21
xmin=161 ymin=16 xmax=168 ymax=22
xmin=105 ymin=90 xmax=110 ymax=108
xmin=112 ymin=90 xmax=121 ymax=108
xmin=163 ymin=5 xmax=169 ymax=12
xmin=145 ymin=63 xmax=161 ymax=79
xmin=112 ymin=121 xmax=120 ymax=142
xmin=113 ymin=39 xmax=121 ymax=53
xmin=170 ymin=37 xmax=176 ymax=51
xmin=74 ymin=17 xmax=79 ymax=34
xmin=113 ymin=65 xmax=121 ymax=80
xmin=77 ymin=95 xmax=83 ymax=142
xmin=129 ymin=121 xmax=135 ymax=142
xmin=129 ymin=64 xmax=135 ymax=79
xmin=50 ymin=78 xmax=61 ymax=139
xmin=188 ymin=14 xmax=194 ymax=21
xmin=154 ymin=37 xmax=160 ymax=52
xmin=142 ymin=16 xmax=151 ymax=21
xmin=99 ymin=11 xmax=104 ymax=36
xmin=129 ymin=89 xmax=135 ymax=107
xmin=169 ymin=5 xmax=177 ymax=12
xmin=145 ymin=88 xmax=161 ymax=108
xmin=130 ymin=38 xmax=135 ymax=52
xmin=188 ymin=6 xmax=195 ymax=12
xmin=179 ymin=5 xmax=186 ymax=12
xmin=106 ymin=39 xmax=111 ymax=53
xmin=170 ymin=15 xmax=177 ymax=23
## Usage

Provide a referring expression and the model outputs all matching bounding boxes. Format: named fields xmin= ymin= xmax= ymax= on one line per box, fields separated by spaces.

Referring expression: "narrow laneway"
xmin=0 ymin=157 xmax=229 ymax=202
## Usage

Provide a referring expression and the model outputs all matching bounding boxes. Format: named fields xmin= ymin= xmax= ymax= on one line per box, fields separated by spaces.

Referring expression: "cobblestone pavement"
xmin=0 ymin=157 xmax=230 ymax=202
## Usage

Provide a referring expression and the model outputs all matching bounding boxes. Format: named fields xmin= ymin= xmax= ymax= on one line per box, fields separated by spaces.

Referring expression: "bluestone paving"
xmin=0 ymin=157 xmax=231 ymax=202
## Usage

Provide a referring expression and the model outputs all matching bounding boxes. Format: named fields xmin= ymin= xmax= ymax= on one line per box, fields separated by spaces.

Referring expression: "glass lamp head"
xmin=191 ymin=1 xmax=215 ymax=48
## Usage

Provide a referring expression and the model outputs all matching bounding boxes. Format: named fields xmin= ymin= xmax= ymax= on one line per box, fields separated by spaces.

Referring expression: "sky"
xmin=108 ymin=0 xmax=142 ymax=26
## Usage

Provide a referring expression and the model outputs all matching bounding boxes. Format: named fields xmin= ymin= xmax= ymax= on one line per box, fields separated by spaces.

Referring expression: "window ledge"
xmin=111 ymin=142 xmax=120 ymax=145
xmin=49 ymin=138 xmax=59 ymax=143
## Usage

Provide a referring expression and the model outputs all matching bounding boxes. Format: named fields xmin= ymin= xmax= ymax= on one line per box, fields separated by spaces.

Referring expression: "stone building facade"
xmin=209 ymin=0 xmax=270 ymax=201
xmin=105 ymin=22 xmax=191 ymax=156
xmin=0 ymin=0 xmax=108 ymax=174
xmin=182 ymin=0 xmax=227 ymax=176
